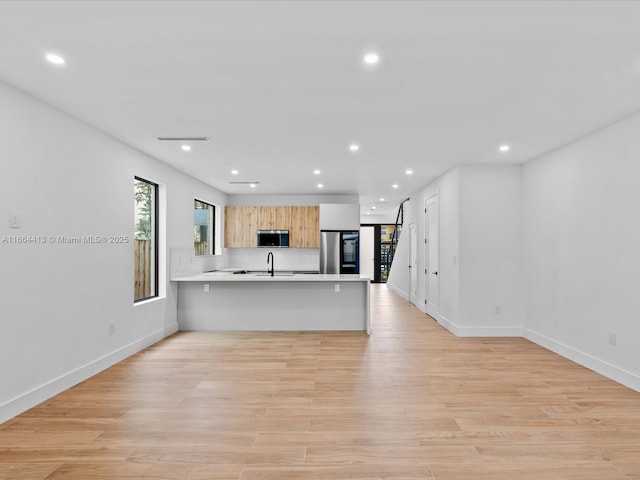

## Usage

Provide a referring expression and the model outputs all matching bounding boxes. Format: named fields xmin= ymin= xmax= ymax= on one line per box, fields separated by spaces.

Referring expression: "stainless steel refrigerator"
xmin=319 ymin=231 xmax=360 ymax=274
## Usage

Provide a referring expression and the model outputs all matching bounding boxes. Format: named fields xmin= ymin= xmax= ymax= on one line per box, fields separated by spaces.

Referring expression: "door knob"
xmin=432 ymin=271 xmax=438 ymax=275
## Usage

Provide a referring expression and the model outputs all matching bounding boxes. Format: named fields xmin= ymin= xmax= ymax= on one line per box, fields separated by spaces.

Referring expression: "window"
xmin=194 ymin=199 xmax=215 ymax=256
xmin=134 ymin=177 xmax=158 ymax=302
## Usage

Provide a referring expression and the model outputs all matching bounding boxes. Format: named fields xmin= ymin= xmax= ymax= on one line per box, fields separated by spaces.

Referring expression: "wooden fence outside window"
xmin=134 ymin=239 xmax=151 ymax=300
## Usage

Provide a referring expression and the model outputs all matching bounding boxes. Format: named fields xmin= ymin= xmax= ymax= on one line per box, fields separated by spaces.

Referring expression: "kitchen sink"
xmin=230 ymin=270 xmax=316 ymax=276
xmin=255 ymin=272 xmax=295 ymax=277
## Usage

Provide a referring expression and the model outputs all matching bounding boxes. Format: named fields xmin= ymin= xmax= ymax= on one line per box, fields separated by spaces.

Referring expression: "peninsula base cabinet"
xmin=174 ymin=273 xmax=370 ymax=333
xmin=224 ymin=205 xmax=319 ymax=248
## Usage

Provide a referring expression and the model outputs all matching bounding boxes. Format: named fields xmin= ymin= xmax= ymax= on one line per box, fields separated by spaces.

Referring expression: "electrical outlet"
xmin=334 ymin=284 xmax=340 ymax=293
xmin=608 ymin=331 xmax=617 ymax=346
xmin=109 ymin=323 xmax=116 ymax=335
xmin=204 ymin=283 xmax=210 ymax=293
xmin=494 ymin=305 xmax=501 ymax=314
xmin=9 ymin=212 xmax=20 ymax=229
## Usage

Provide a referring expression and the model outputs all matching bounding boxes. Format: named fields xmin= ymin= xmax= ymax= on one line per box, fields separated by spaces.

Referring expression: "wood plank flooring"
xmin=2 ymin=284 xmax=640 ymax=479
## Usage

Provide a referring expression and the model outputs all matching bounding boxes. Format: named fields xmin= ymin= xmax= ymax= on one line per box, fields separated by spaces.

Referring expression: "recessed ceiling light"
xmin=371 ymin=206 xmax=377 ymax=210
xmin=249 ymin=183 xmax=257 ymax=188
xmin=45 ymin=53 xmax=65 ymax=65
xmin=181 ymin=145 xmax=191 ymax=151
xmin=363 ymin=52 xmax=380 ymax=66
xmin=405 ymin=169 xmax=413 ymax=175
xmin=499 ymin=144 xmax=510 ymax=152
xmin=313 ymin=169 xmax=321 ymax=175
xmin=380 ymin=198 xmax=385 ymax=202
xmin=317 ymin=183 xmax=324 ymax=188
xmin=231 ymin=169 xmax=239 ymax=175
xmin=349 ymin=144 xmax=360 ymax=152
xmin=392 ymin=184 xmax=399 ymax=189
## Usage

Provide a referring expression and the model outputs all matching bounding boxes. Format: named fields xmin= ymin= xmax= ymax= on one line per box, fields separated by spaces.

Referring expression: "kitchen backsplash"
xmin=227 ymin=248 xmax=320 ymax=271
xmin=170 ymin=247 xmax=320 ymax=278
xmin=170 ymin=247 xmax=229 ymax=278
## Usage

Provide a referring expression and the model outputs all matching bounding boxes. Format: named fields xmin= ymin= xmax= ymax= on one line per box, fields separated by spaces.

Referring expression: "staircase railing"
xmin=388 ymin=197 xmax=410 ymax=269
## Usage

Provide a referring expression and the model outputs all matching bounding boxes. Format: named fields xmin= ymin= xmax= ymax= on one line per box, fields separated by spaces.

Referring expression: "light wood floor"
xmin=2 ymin=284 xmax=640 ymax=479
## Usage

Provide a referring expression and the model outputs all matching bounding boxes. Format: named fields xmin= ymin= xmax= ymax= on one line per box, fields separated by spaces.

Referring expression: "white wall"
xmin=0 ymin=79 xmax=227 ymax=422
xmin=458 ymin=165 xmax=523 ymax=335
xmin=522 ymin=114 xmax=640 ymax=391
xmin=389 ymin=165 xmax=523 ymax=336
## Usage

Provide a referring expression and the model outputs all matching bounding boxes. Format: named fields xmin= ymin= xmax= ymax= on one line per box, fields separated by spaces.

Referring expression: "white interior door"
xmin=409 ymin=223 xmax=418 ymax=305
xmin=359 ymin=226 xmax=375 ymax=280
xmin=425 ymin=196 xmax=440 ymax=312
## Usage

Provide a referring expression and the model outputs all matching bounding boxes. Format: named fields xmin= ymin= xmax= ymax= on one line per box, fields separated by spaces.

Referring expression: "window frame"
xmin=194 ymin=198 xmax=216 ymax=256
xmin=134 ymin=176 xmax=159 ymax=303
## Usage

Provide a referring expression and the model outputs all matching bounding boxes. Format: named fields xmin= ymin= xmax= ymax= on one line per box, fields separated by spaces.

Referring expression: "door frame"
xmin=359 ymin=225 xmax=376 ymax=282
xmin=425 ymin=194 xmax=440 ymax=312
xmin=409 ymin=222 xmax=418 ymax=305
xmin=360 ymin=223 xmax=382 ymax=283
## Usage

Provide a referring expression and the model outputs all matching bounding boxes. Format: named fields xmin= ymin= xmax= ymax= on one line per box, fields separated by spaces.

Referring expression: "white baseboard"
xmin=440 ymin=322 xmax=523 ymax=337
xmin=385 ymin=282 xmax=409 ymax=300
xmin=420 ymin=303 xmax=523 ymax=337
xmin=524 ymin=328 xmax=640 ymax=393
xmin=449 ymin=324 xmax=524 ymax=338
xmin=0 ymin=323 xmax=178 ymax=424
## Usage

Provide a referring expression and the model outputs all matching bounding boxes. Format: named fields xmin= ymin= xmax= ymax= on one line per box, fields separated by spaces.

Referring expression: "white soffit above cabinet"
xmin=320 ymin=204 xmax=360 ymax=231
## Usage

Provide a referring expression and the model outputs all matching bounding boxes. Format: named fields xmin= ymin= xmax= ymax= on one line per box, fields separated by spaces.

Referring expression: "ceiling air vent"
xmin=228 ymin=181 xmax=260 ymax=185
xmin=157 ymin=137 xmax=210 ymax=141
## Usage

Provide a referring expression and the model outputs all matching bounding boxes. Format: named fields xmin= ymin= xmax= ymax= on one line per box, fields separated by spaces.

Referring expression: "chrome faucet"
xmin=267 ymin=251 xmax=274 ymax=277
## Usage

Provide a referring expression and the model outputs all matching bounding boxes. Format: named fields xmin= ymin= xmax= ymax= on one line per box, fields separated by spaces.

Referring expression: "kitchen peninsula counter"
xmin=172 ymin=271 xmax=369 ymax=282
xmin=172 ymin=272 xmax=370 ymax=333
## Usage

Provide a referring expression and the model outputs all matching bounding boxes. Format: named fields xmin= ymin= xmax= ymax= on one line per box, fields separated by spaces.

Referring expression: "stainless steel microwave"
xmin=257 ymin=230 xmax=289 ymax=248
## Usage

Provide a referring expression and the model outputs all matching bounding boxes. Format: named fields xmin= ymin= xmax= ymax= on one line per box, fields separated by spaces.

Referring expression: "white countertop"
xmin=171 ymin=271 xmax=369 ymax=282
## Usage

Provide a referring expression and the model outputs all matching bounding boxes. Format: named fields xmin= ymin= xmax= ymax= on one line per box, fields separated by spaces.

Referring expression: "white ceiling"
xmin=2 ymin=1 xmax=640 ymax=218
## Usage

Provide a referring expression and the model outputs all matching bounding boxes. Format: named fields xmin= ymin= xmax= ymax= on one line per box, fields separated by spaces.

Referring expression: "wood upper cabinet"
xmin=256 ymin=206 xmax=290 ymax=230
xmin=224 ymin=206 xmax=257 ymax=248
xmin=224 ymin=205 xmax=319 ymax=248
xmin=290 ymin=206 xmax=319 ymax=248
